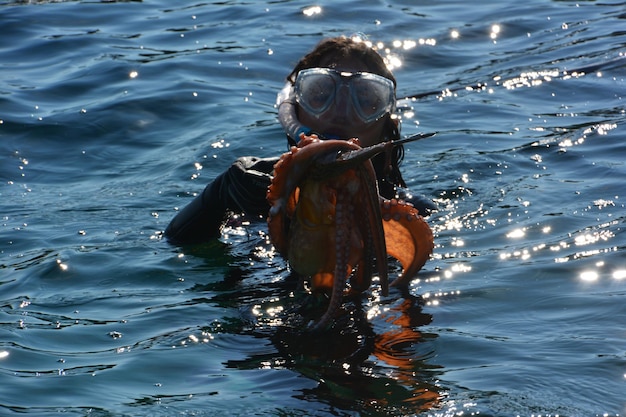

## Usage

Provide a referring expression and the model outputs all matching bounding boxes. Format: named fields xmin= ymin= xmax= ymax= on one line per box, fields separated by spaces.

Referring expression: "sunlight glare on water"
xmin=1 ymin=0 xmax=625 ymax=416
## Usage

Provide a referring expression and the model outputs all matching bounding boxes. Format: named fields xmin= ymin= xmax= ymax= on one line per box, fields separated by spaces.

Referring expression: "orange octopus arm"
xmin=381 ymin=199 xmax=434 ymax=287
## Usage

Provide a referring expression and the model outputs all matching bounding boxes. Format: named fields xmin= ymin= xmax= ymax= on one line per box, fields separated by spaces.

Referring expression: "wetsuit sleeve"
xmin=396 ymin=188 xmax=438 ymax=216
xmin=164 ymin=156 xmax=277 ymax=245
xmin=378 ymin=177 xmax=437 ymax=216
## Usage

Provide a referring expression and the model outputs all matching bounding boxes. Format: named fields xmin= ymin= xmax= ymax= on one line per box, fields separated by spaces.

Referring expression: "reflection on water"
xmin=2 ymin=0 xmax=626 ymax=415
xmin=202 ymin=256 xmax=444 ymax=414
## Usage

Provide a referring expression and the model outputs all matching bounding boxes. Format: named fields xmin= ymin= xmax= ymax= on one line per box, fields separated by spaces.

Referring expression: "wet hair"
xmin=287 ymin=37 xmax=396 ymax=87
xmin=287 ymin=36 xmax=407 ymax=190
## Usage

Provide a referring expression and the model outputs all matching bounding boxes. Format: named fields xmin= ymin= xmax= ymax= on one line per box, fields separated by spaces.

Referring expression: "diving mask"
xmin=294 ymin=68 xmax=395 ymax=123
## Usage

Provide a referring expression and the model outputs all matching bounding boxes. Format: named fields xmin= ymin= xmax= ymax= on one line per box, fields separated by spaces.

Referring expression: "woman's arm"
xmin=164 ymin=156 xmax=277 ymax=245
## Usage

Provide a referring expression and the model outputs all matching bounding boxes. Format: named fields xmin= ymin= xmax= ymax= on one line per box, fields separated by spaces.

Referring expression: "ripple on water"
xmin=1 ymin=0 xmax=626 ymax=416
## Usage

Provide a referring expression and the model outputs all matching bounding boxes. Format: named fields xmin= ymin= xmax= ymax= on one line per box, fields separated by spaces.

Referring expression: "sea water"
xmin=1 ymin=1 xmax=625 ymax=416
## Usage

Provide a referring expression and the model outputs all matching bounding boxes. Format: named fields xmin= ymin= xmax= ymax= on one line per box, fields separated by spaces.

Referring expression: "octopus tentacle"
xmin=381 ymin=199 xmax=434 ymax=287
xmin=310 ymin=195 xmax=351 ymax=331
xmin=360 ymin=164 xmax=389 ymax=297
xmin=350 ymin=211 xmax=373 ymax=294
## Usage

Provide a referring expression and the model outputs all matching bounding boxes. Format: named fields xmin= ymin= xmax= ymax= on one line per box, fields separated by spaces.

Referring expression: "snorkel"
xmin=277 ymin=83 xmax=312 ymax=146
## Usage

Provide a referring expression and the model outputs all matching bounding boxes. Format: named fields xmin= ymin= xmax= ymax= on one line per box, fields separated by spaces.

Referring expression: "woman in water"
xmin=165 ymin=36 xmax=434 ymax=244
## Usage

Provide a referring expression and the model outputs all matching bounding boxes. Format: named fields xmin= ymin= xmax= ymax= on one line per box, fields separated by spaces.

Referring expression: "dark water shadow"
xmin=190 ymin=243 xmax=445 ymax=416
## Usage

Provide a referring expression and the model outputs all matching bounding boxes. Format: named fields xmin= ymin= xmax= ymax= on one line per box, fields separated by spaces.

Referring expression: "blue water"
xmin=1 ymin=1 xmax=625 ymax=416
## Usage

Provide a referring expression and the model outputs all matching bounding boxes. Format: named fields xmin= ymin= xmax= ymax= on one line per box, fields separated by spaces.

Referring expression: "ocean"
xmin=1 ymin=0 xmax=625 ymax=416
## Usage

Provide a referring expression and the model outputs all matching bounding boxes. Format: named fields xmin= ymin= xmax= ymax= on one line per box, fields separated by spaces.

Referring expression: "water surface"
xmin=1 ymin=1 xmax=625 ymax=416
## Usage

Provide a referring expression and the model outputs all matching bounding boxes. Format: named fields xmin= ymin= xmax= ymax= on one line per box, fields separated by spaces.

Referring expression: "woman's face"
xmin=297 ymin=54 xmax=391 ymax=147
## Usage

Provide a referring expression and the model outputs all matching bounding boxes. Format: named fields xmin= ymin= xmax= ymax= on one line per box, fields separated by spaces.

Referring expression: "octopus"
xmin=267 ymin=135 xmax=434 ymax=331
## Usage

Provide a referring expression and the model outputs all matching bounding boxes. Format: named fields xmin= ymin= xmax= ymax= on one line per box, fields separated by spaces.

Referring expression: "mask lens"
xmin=295 ymin=70 xmax=336 ymax=115
xmin=351 ymin=74 xmax=394 ymax=122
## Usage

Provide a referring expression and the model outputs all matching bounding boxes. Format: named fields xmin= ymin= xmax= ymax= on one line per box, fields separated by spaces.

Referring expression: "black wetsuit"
xmin=164 ymin=151 xmax=435 ymax=245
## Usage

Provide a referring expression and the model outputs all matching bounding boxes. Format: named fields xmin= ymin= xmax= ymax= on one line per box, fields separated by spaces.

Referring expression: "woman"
xmin=165 ymin=36 xmax=434 ymax=244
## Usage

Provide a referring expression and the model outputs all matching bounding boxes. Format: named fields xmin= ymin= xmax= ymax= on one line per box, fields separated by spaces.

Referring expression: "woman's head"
xmin=287 ymin=36 xmax=406 ymax=188
xmin=287 ymin=37 xmax=399 ymax=148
